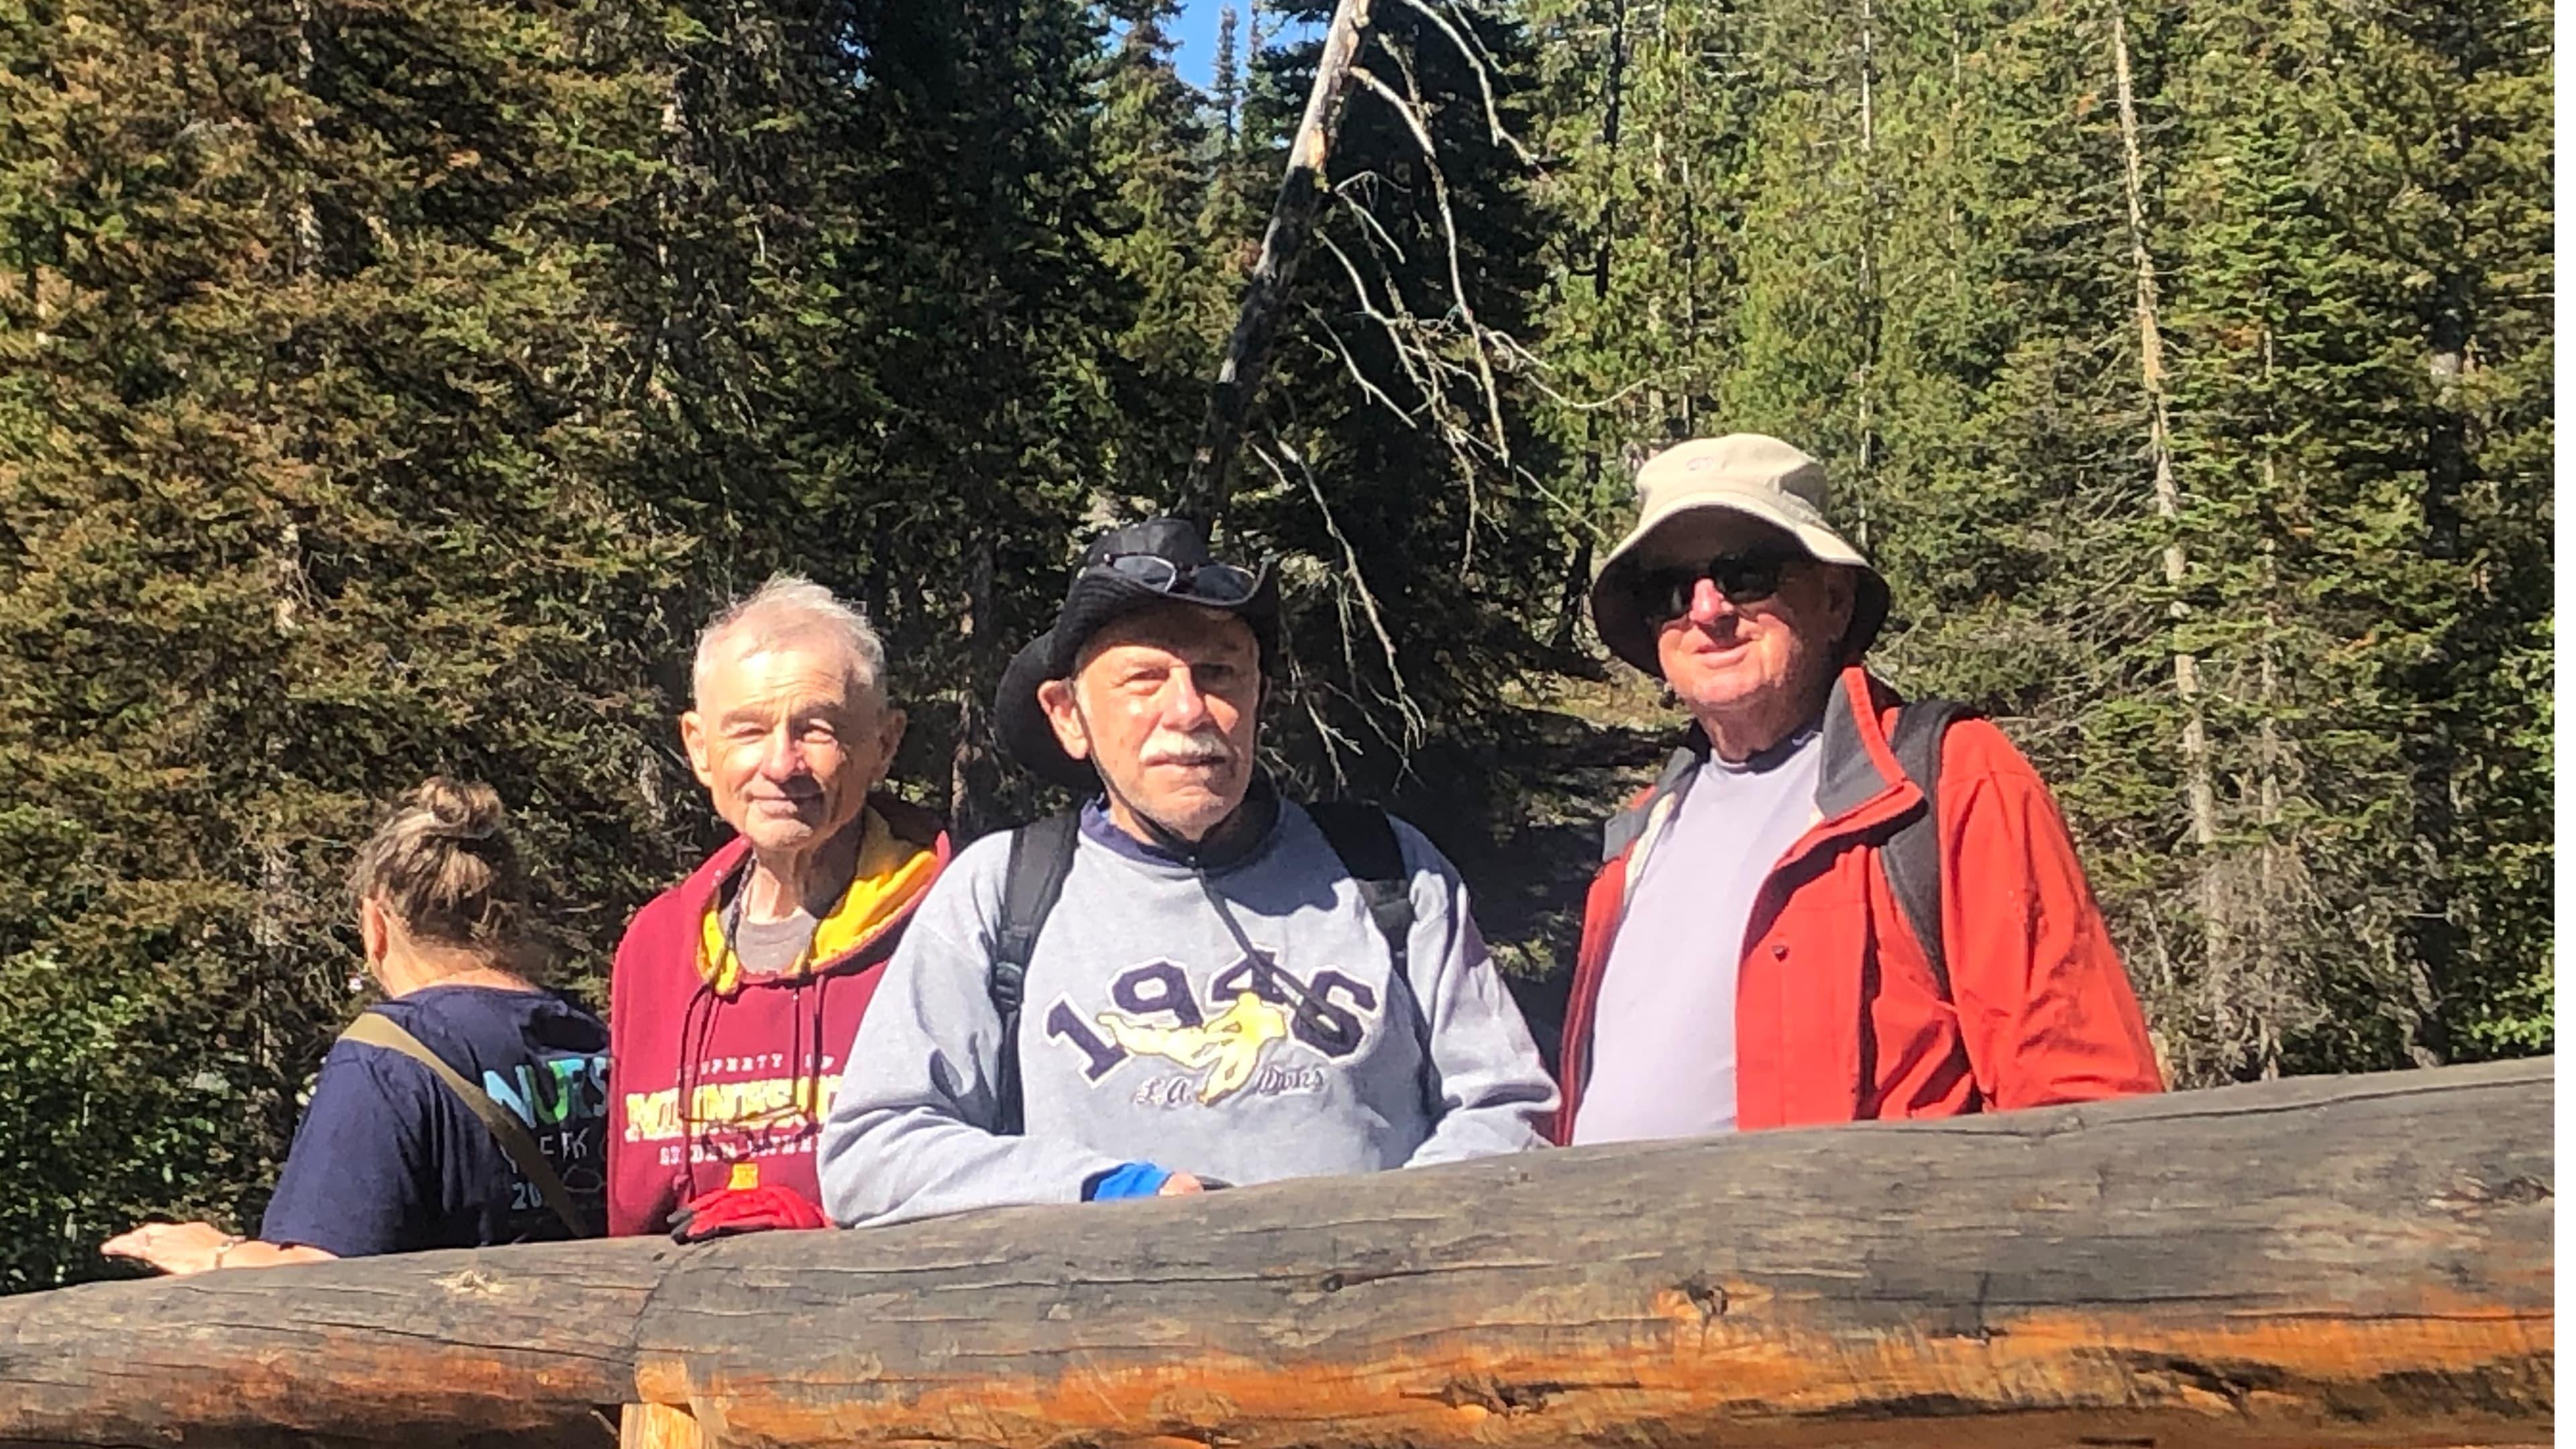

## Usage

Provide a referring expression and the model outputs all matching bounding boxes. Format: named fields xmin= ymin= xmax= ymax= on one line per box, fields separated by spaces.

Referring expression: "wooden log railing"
xmin=0 ymin=1058 xmax=2551 ymax=1449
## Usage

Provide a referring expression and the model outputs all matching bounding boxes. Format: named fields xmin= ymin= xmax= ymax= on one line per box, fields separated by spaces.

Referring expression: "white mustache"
xmin=1140 ymin=729 xmax=1236 ymax=767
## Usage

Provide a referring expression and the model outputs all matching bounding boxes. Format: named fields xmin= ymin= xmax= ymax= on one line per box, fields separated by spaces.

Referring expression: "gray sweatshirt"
xmin=818 ymin=800 xmax=1557 ymax=1226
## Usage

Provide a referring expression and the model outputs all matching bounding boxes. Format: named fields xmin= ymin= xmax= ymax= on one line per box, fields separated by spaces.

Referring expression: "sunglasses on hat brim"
xmin=1098 ymin=552 xmax=1260 ymax=605
xmin=1636 ymin=549 xmax=1802 ymax=623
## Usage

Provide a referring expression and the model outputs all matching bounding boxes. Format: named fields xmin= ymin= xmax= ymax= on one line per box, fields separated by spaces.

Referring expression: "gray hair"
xmin=692 ymin=574 xmax=888 ymax=709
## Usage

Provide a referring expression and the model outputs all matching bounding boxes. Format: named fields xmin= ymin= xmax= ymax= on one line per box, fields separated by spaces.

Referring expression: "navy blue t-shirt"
xmin=260 ymin=985 xmax=610 ymax=1256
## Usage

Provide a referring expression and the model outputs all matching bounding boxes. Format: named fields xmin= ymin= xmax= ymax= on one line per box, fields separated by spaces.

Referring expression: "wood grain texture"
xmin=619 ymin=1402 xmax=703 ymax=1449
xmin=1 ymin=1059 xmax=2551 ymax=1449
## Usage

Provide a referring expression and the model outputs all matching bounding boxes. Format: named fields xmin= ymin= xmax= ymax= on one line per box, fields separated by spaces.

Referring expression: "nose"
xmin=1159 ymin=667 xmax=1216 ymax=729
xmin=1685 ymin=576 xmax=1733 ymax=627
xmin=756 ymin=722 xmax=804 ymax=780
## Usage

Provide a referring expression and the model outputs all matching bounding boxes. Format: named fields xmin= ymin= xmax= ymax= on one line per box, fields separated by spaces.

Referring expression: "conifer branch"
xmin=1387 ymin=0 xmax=1540 ymax=170
xmin=1351 ymin=55 xmax=1513 ymax=565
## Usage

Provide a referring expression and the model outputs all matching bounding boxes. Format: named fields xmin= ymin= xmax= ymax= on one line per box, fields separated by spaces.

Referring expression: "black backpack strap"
xmin=1303 ymin=800 xmax=1414 ymax=985
xmin=1883 ymin=698 xmax=1977 ymax=1001
xmin=989 ymin=809 xmax=1081 ymax=1136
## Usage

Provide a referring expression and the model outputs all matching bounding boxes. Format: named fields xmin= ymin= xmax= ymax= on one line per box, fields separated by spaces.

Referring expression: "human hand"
xmin=669 ymin=1183 xmax=828 ymax=1242
xmin=101 ymin=1221 xmax=241 ymax=1276
xmin=1157 ymin=1173 xmax=1208 ymax=1195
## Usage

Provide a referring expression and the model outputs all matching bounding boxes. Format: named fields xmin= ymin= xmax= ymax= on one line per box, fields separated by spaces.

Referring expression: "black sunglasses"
xmin=1638 ymin=550 xmax=1799 ymax=622
xmin=1102 ymin=552 xmax=1259 ymax=604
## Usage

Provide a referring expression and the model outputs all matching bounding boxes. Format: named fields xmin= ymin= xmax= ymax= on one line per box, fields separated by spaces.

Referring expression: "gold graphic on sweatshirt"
xmin=1095 ymin=991 xmax=1291 ymax=1104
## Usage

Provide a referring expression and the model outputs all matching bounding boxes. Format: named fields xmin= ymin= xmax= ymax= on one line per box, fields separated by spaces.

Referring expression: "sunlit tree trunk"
xmin=1181 ymin=0 xmax=1376 ymax=525
xmin=2110 ymin=5 xmax=2222 ymax=977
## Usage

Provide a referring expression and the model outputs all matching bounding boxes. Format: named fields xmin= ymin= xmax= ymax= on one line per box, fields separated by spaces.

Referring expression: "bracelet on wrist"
xmin=211 ymin=1234 xmax=246 ymax=1269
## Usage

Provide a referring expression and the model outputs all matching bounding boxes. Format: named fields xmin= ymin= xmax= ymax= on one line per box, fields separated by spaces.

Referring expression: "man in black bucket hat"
xmin=818 ymin=519 xmax=1555 ymax=1226
xmin=990 ymin=517 xmax=1283 ymax=840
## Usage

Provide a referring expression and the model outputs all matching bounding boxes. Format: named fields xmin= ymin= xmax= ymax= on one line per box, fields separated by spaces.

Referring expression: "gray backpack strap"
xmin=1883 ymin=699 xmax=1977 ymax=1000
xmin=990 ymin=810 xmax=1082 ymax=1137
xmin=1603 ymin=745 xmax=1702 ymax=863
xmin=339 ymin=1010 xmax=590 ymax=1238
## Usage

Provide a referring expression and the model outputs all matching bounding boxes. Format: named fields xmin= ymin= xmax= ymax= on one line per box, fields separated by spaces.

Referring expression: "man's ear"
xmin=1822 ymin=564 xmax=1859 ymax=632
xmin=1037 ymin=678 xmax=1092 ymax=761
xmin=678 ymin=710 xmax=716 ymax=788
xmin=871 ymin=705 xmax=908 ymax=786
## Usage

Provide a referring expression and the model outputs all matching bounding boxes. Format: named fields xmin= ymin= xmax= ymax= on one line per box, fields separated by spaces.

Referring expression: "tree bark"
xmin=2110 ymin=7 xmax=2223 ymax=964
xmin=1177 ymin=0 xmax=1375 ymax=528
xmin=949 ymin=535 xmax=1002 ymax=838
xmin=0 ymin=1060 xmax=2551 ymax=1449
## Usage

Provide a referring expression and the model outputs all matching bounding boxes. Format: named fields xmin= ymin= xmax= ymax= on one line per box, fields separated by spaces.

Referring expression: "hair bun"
xmin=413 ymin=776 xmax=505 ymax=843
xmin=351 ymin=776 xmax=529 ymax=960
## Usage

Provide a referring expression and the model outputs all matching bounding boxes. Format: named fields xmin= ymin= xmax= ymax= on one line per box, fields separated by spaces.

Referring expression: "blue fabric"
xmin=259 ymin=984 xmax=609 ymax=1256
xmin=1084 ymin=1161 xmax=1172 ymax=1201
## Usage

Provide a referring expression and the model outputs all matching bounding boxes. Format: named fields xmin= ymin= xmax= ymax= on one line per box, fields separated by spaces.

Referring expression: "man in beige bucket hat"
xmin=1551 ymin=434 xmax=2161 ymax=1146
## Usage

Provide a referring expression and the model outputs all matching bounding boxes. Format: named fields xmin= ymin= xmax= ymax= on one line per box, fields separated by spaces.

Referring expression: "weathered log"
xmin=0 ymin=1059 xmax=2551 ymax=1449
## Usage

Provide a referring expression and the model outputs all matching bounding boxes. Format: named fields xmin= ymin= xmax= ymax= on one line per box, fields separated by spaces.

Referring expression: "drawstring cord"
xmin=1120 ymin=795 xmax=1338 ymax=1041
xmin=673 ymin=978 xmax=720 ymax=1202
xmin=675 ymin=871 xmax=839 ymax=1214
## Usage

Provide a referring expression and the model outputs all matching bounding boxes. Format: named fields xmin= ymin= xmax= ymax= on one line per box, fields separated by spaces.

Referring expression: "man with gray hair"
xmin=605 ymin=576 xmax=948 ymax=1239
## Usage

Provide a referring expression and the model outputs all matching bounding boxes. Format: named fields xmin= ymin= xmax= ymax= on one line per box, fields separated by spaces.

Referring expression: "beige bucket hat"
xmin=1588 ymin=433 xmax=1889 ymax=674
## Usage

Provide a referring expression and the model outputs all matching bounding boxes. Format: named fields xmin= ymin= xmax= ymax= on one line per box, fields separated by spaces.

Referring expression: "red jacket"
xmin=1556 ymin=665 xmax=2161 ymax=1142
xmin=606 ymin=797 xmax=948 ymax=1234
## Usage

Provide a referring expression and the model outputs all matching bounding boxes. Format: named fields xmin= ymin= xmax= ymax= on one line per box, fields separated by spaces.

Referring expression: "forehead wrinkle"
xmin=702 ymin=648 xmax=881 ymax=725
xmin=1069 ymin=604 xmax=1258 ymax=678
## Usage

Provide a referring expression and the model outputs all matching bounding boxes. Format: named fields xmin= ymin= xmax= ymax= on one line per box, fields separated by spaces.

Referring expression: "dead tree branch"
xmin=1181 ymin=0 xmax=1378 ymax=529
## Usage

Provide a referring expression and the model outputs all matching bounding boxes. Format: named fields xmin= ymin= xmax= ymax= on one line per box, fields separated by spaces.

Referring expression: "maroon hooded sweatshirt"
xmin=606 ymin=796 xmax=948 ymax=1236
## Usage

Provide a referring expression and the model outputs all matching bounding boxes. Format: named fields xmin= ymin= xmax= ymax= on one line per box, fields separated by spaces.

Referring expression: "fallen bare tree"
xmin=0 ymin=1058 xmax=2550 ymax=1449
xmin=1181 ymin=0 xmax=1377 ymax=525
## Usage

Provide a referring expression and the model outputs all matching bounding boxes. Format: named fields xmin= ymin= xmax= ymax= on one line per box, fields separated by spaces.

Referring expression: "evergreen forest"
xmin=0 ymin=0 xmax=2552 ymax=1289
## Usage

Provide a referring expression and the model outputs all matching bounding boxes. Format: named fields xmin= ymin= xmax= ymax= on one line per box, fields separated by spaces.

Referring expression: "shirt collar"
xmin=1077 ymin=773 xmax=1282 ymax=871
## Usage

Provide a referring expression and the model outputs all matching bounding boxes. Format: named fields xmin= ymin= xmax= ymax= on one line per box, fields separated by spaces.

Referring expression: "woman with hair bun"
xmin=104 ymin=778 xmax=610 ymax=1273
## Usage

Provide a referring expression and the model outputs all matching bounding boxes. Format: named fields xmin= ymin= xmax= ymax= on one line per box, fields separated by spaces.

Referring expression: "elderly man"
xmin=1556 ymin=435 xmax=2161 ymax=1145
xmin=606 ymin=576 xmax=947 ymax=1238
xmin=818 ymin=519 xmax=1554 ymax=1225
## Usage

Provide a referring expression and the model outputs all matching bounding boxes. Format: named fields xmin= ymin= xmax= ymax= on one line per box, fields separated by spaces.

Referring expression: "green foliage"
xmin=0 ymin=0 xmax=1167 ymax=1289
xmin=0 ymin=0 xmax=2548 ymax=1296
xmin=1228 ymin=1 xmax=1572 ymax=796
xmin=1525 ymin=0 xmax=2551 ymax=1081
xmin=0 ymin=0 xmax=704 ymax=1289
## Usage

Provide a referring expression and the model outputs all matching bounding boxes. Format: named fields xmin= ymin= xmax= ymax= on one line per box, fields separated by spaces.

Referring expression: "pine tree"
xmin=1519 ymin=0 xmax=2551 ymax=1082
xmin=0 ymin=0 xmax=695 ymax=1288
xmin=818 ymin=0 xmax=1133 ymax=835
xmin=1226 ymin=0 xmax=1569 ymax=793
xmin=1096 ymin=0 xmax=1227 ymax=503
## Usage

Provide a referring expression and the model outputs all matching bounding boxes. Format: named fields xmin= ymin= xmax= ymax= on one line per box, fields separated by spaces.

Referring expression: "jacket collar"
xmin=682 ymin=794 xmax=951 ymax=993
xmin=1815 ymin=664 xmax=1913 ymax=820
xmin=1608 ymin=664 xmax=1919 ymax=867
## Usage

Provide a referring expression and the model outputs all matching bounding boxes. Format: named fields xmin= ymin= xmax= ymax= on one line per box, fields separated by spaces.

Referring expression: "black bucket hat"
xmin=994 ymin=518 xmax=1280 ymax=789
